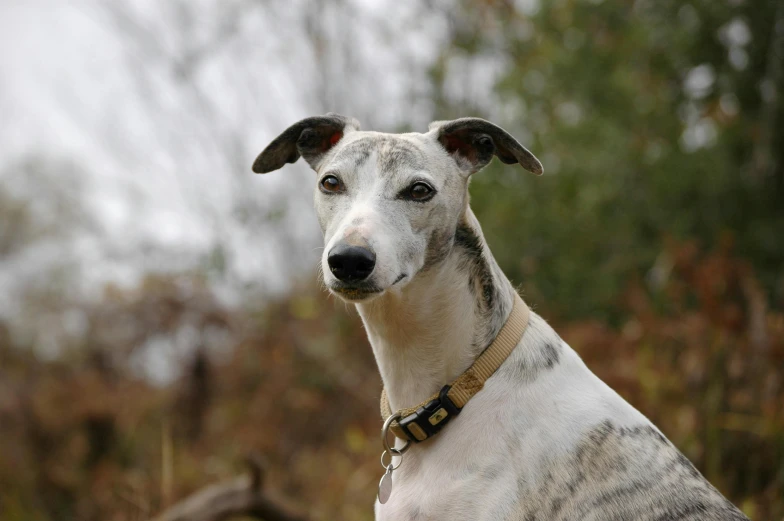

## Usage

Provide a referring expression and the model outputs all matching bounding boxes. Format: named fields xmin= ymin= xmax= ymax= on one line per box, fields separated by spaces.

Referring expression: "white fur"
xmin=369 ymin=316 xmax=651 ymax=519
xmin=358 ymin=247 xmax=650 ymax=520
xmin=256 ymin=117 xmax=747 ymax=520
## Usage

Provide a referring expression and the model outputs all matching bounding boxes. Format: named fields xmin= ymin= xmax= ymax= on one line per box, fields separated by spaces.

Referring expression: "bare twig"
xmin=149 ymin=454 xmax=311 ymax=521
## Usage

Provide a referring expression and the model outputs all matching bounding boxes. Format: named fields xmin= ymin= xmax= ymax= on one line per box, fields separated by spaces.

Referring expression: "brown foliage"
xmin=0 ymin=244 xmax=782 ymax=520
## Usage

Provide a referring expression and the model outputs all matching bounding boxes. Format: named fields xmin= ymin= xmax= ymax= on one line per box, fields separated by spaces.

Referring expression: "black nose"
xmin=328 ymin=244 xmax=376 ymax=282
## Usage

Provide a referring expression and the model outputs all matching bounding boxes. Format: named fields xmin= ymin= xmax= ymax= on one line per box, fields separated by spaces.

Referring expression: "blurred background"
xmin=1 ymin=0 xmax=782 ymax=519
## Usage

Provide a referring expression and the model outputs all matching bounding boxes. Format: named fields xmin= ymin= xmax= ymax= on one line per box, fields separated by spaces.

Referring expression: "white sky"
xmin=0 ymin=0 xmax=451 ymax=319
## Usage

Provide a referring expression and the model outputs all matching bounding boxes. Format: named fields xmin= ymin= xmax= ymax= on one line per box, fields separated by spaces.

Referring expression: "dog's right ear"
xmin=252 ymin=113 xmax=360 ymax=173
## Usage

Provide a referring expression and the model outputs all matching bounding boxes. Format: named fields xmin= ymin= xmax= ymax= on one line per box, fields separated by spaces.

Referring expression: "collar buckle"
xmin=398 ymin=385 xmax=462 ymax=442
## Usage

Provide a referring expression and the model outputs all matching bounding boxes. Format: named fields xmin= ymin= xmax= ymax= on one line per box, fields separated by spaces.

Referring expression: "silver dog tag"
xmin=378 ymin=466 xmax=394 ymax=504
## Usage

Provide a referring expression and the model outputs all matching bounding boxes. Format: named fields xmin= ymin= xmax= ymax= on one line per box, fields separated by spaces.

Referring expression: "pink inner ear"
xmin=329 ymin=131 xmax=343 ymax=146
xmin=442 ymin=133 xmax=478 ymax=163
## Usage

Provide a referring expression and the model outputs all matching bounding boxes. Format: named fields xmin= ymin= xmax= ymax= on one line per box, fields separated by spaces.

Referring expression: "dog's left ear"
xmin=252 ymin=113 xmax=360 ymax=173
xmin=429 ymin=118 xmax=543 ymax=175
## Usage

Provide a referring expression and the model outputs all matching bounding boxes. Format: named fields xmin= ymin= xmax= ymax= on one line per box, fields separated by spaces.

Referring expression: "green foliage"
xmin=434 ymin=0 xmax=784 ymax=320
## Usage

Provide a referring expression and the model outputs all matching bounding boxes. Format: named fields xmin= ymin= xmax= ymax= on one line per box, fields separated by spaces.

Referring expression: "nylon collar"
xmin=379 ymin=293 xmax=530 ymax=443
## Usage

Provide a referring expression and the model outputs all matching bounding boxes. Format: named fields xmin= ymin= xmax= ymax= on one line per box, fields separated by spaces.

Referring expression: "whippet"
xmin=252 ymin=114 xmax=749 ymax=520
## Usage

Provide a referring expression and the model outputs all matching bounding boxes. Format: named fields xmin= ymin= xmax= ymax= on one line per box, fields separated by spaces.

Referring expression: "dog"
xmin=252 ymin=114 xmax=750 ymax=520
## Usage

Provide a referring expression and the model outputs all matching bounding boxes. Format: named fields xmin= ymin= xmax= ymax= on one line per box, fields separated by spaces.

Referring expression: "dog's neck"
xmin=356 ymin=208 xmax=516 ymax=411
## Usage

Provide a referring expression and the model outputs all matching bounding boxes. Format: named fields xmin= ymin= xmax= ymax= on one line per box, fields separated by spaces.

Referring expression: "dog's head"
xmin=253 ymin=113 xmax=542 ymax=302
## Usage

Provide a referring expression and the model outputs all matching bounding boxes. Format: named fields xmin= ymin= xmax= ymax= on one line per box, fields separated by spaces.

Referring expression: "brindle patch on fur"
xmin=334 ymin=138 xmax=374 ymax=168
xmin=378 ymin=137 xmax=426 ymax=173
xmin=507 ymin=421 xmax=749 ymax=520
xmin=451 ymin=219 xmax=521 ymax=352
xmin=542 ymin=342 xmax=560 ymax=368
xmin=500 ymin=318 xmax=563 ymax=383
xmin=332 ymin=136 xmax=426 ymax=182
xmin=423 ymin=228 xmax=454 ymax=269
xmin=454 ymin=222 xmax=496 ymax=313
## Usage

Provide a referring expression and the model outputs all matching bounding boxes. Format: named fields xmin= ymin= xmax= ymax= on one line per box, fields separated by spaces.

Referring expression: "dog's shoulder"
xmin=376 ymin=314 xmax=749 ymax=521
xmin=502 ymin=418 xmax=749 ymax=520
xmin=487 ymin=314 xmax=750 ymax=520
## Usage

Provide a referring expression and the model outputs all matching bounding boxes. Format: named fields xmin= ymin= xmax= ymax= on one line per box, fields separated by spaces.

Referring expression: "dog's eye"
xmin=408 ymin=182 xmax=434 ymax=201
xmin=320 ymin=175 xmax=343 ymax=193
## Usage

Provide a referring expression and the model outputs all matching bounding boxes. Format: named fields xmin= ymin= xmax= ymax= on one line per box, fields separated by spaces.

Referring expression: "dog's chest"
xmin=372 ymin=346 xmax=656 ymax=521
xmin=374 ymin=435 xmax=521 ymax=521
xmin=373 ymin=381 xmax=553 ymax=521
xmin=370 ymin=320 xmax=749 ymax=520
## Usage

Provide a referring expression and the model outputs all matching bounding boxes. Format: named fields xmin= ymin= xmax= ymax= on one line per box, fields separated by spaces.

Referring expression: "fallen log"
xmin=150 ymin=454 xmax=311 ymax=521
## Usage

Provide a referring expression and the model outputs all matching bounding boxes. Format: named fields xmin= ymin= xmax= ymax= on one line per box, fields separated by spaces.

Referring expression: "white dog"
xmin=253 ymin=114 xmax=749 ymax=520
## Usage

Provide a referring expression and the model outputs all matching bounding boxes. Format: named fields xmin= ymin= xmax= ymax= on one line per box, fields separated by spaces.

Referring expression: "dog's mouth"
xmin=329 ymin=282 xmax=384 ymax=302
xmin=329 ymin=274 xmax=407 ymax=302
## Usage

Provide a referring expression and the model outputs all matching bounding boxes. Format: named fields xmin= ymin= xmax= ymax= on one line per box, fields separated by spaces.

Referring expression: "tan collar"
xmin=380 ymin=292 xmax=531 ymax=443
